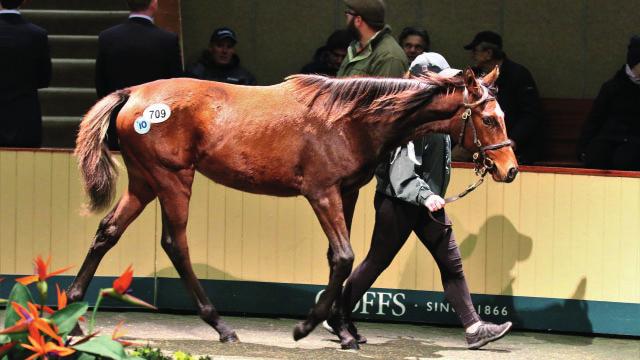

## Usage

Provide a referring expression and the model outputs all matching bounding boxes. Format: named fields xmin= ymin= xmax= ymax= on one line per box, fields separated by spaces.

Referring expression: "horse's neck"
xmin=384 ymin=94 xmax=461 ymax=149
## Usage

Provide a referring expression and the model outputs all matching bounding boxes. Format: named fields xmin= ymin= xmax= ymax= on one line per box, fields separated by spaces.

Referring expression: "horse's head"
xmin=455 ymin=67 xmax=518 ymax=183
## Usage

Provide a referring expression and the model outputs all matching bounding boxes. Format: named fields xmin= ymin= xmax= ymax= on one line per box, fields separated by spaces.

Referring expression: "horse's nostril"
xmin=507 ymin=167 xmax=518 ymax=181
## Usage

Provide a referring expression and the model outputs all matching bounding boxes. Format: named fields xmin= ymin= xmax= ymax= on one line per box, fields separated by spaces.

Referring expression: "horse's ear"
xmin=463 ymin=68 xmax=481 ymax=97
xmin=481 ymin=65 xmax=500 ymax=87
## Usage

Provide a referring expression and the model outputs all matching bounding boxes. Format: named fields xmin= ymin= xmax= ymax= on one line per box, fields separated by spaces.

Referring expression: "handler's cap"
xmin=627 ymin=35 xmax=640 ymax=68
xmin=210 ymin=27 xmax=237 ymax=44
xmin=409 ymin=52 xmax=451 ymax=76
xmin=343 ymin=0 xmax=386 ymax=28
xmin=464 ymin=31 xmax=502 ymax=50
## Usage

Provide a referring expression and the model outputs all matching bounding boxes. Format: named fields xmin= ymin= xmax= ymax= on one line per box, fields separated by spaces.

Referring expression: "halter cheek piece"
xmin=458 ymin=86 xmax=513 ymax=176
xmin=430 ymin=84 xmax=514 ymax=227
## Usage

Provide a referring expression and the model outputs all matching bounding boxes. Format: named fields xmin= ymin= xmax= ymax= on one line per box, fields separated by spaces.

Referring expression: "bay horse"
xmin=69 ymin=67 xmax=517 ymax=348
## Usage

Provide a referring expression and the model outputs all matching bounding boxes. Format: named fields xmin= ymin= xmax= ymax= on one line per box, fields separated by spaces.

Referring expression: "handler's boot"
xmin=465 ymin=321 xmax=512 ymax=350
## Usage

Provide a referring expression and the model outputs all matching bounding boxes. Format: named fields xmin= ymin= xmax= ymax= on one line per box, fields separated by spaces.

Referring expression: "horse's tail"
xmin=74 ymin=89 xmax=130 ymax=214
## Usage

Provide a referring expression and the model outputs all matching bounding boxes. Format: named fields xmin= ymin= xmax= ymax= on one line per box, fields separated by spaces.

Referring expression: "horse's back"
xmin=114 ymin=77 xmax=314 ymax=196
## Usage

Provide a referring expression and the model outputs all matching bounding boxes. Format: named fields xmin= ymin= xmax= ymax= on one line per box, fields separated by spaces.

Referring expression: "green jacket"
xmin=337 ymin=25 xmax=408 ymax=78
xmin=375 ymin=134 xmax=452 ymax=206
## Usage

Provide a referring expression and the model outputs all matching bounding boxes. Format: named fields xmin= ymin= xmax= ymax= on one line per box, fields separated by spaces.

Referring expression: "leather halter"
xmin=458 ymin=85 xmax=513 ymax=177
xmin=427 ymin=84 xmax=515 ymax=228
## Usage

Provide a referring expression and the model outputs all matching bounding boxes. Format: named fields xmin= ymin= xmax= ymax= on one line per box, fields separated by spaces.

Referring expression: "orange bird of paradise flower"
xmin=101 ymin=265 xmax=157 ymax=310
xmin=111 ymin=320 xmax=138 ymax=347
xmin=16 ymin=256 xmax=73 ymax=286
xmin=21 ymin=325 xmax=75 ymax=360
xmin=0 ymin=302 xmax=61 ymax=343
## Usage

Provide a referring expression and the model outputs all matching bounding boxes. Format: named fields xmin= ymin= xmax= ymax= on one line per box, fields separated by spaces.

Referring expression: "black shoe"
xmin=465 ymin=321 xmax=512 ymax=350
xmin=322 ymin=319 xmax=367 ymax=344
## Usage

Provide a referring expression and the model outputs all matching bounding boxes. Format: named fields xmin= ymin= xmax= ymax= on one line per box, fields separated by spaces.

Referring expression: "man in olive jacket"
xmin=336 ymin=0 xmax=407 ymax=78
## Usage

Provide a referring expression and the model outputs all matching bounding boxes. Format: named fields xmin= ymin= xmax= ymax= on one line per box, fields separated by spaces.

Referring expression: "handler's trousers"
xmin=342 ymin=192 xmax=481 ymax=328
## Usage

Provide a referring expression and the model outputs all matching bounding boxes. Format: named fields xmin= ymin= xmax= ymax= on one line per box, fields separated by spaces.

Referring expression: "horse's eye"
xmin=482 ymin=116 xmax=497 ymax=126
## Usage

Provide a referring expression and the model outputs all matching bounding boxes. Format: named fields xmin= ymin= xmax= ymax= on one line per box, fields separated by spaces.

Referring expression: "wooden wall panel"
xmin=0 ymin=152 xmax=17 ymax=273
xmin=1 ymin=150 xmax=639 ymax=305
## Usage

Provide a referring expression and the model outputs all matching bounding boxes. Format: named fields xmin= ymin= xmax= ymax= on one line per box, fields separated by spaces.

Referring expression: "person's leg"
xmin=414 ymin=209 xmax=480 ymax=328
xmin=414 ymin=209 xmax=511 ymax=349
xmin=611 ymin=141 xmax=640 ymax=171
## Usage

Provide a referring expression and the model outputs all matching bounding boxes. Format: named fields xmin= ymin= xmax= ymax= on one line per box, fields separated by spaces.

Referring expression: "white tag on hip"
xmin=143 ymin=103 xmax=171 ymax=124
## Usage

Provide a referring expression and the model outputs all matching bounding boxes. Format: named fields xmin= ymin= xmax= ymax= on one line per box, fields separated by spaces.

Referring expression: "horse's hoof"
xmin=341 ymin=339 xmax=360 ymax=350
xmin=293 ymin=322 xmax=309 ymax=341
xmin=356 ymin=333 xmax=367 ymax=344
xmin=220 ymin=332 xmax=240 ymax=343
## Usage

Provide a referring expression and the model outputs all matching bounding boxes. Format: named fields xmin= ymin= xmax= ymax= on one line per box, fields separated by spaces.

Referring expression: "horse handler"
xmin=325 ymin=53 xmax=513 ymax=350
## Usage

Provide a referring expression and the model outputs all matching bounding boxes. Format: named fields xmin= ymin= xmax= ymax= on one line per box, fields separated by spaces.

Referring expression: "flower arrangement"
xmin=1 ymin=256 xmax=155 ymax=359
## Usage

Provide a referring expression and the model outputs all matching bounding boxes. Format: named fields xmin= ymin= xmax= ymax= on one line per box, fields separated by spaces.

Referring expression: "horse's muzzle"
xmin=505 ymin=167 xmax=518 ymax=183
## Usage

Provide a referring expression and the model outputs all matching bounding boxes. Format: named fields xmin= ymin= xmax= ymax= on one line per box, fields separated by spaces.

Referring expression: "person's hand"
xmin=424 ymin=195 xmax=445 ymax=212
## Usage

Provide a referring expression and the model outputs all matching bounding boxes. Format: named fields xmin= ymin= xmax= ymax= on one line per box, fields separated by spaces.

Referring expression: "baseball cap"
xmin=210 ymin=27 xmax=237 ymax=44
xmin=464 ymin=31 xmax=502 ymax=50
xmin=343 ymin=0 xmax=386 ymax=28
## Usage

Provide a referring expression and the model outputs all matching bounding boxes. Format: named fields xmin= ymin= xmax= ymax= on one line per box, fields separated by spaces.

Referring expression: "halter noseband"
xmin=458 ymin=85 xmax=513 ymax=176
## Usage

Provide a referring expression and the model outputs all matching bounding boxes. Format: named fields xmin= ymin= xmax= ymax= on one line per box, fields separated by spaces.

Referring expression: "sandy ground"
xmin=17 ymin=311 xmax=634 ymax=360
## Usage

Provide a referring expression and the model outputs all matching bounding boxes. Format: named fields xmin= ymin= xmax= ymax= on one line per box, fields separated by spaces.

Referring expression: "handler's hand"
xmin=424 ymin=195 xmax=445 ymax=212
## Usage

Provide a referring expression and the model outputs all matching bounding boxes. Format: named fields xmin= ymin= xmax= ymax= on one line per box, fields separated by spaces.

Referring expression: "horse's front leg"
xmin=325 ymin=190 xmax=367 ymax=346
xmin=293 ymin=186 xmax=358 ymax=349
xmin=157 ymin=168 xmax=238 ymax=343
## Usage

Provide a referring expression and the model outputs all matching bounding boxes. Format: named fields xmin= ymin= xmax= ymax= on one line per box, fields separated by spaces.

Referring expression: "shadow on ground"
xmin=153 ymin=337 xmax=503 ymax=360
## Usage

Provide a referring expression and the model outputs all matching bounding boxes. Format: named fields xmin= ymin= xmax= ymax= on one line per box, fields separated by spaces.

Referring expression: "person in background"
xmin=187 ymin=27 xmax=256 ymax=85
xmin=95 ymin=0 xmax=183 ymax=150
xmin=578 ymin=35 xmax=640 ymax=171
xmin=0 ymin=0 xmax=51 ymax=148
xmin=460 ymin=30 xmax=542 ymax=164
xmin=300 ymin=29 xmax=352 ymax=77
xmin=336 ymin=0 xmax=407 ymax=78
xmin=398 ymin=26 xmax=430 ymax=63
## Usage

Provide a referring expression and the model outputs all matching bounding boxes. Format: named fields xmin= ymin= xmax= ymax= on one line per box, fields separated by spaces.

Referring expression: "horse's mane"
xmin=286 ymin=72 xmax=464 ymax=123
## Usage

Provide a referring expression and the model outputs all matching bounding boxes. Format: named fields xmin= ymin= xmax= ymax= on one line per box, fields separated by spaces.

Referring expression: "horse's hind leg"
xmin=68 ymin=175 xmax=156 ymax=303
xmin=156 ymin=168 xmax=238 ymax=343
xmin=293 ymin=186 xmax=357 ymax=349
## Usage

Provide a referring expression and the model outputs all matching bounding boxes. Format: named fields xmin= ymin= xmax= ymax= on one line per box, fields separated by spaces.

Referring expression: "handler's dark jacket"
xmin=375 ymin=134 xmax=452 ymax=206
xmin=474 ymin=57 xmax=542 ymax=164
xmin=578 ymin=65 xmax=640 ymax=154
xmin=0 ymin=12 xmax=51 ymax=147
xmin=337 ymin=25 xmax=408 ymax=78
xmin=187 ymin=52 xmax=256 ymax=85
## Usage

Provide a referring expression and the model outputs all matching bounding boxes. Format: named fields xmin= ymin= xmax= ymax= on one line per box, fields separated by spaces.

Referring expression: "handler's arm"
xmin=388 ymin=146 xmax=435 ymax=207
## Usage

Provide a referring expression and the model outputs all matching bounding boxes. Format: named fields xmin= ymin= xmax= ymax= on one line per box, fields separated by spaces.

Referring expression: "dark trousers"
xmin=342 ymin=192 xmax=481 ymax=327
xmin=584 ymin=138 xmax=640 ymax=171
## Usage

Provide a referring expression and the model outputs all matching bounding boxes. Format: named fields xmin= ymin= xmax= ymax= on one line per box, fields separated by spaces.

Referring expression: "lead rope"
xmin=426 ymin=170 xmax=488 ymax=227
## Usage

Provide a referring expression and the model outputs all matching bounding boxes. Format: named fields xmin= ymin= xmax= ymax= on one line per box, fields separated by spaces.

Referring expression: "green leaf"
xmin=3 ymin=283 xmax=34 ymax=329
xmin=74 ymin=335 xmax=128 ymax=360
xmin=0 ymin=335 xmax=8 ymax=344
xmin=76 ymin=353 xmax=98 ymax=360
xmin=50 ymin=302 xmax=89 ymax=335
